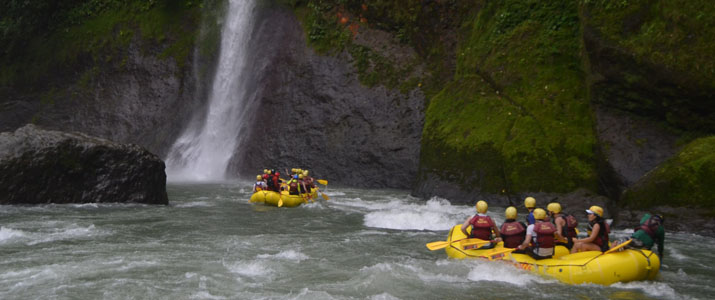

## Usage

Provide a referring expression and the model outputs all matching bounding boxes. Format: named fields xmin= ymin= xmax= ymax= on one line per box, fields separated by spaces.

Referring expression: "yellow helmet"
xmin=256 ymin=175 xmax=262 ymax=180
xmin=476 ymin=200 xmax=488 ymax=213
xmin=267 ymin=170 xmax=272 ymax=175
xmin=291 ymin=168 xmax=297 ymax=174
xmin=547 ymin=202 xmax=561 ymax=214
xmin=299 ymin=174 xmax=304 ymax=179
xmin=304 ymin=170 xmax=309 ymax=176
xmin=524 ymin=197 xmax=536 ymax=209
xmin=297 ymin=169 xmax=303 ymax=174
xmin=533 ymin=208 xmax=547 ymax=220
xmin=263 ymin=169 xmax=268 ymax=174
xmin=587 ymin=205 xmax=604 ymax=218
xmin=505 ymin=206 xmax=517 ymax=219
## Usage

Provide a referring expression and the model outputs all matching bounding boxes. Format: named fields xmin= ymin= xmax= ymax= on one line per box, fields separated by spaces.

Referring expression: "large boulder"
xmin=0 ymin=124 xmax=168 ymax=205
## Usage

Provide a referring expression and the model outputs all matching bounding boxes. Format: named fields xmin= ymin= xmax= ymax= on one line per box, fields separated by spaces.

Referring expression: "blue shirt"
xmin=526 ymin=211 xmax=535 ymax=225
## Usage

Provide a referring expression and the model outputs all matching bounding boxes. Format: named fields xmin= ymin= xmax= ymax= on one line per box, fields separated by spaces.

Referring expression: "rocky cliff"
xmin=1 ymin=0 xmax=713 ymax=225
xmin=227 ymin=5 xmax=425 ymax=189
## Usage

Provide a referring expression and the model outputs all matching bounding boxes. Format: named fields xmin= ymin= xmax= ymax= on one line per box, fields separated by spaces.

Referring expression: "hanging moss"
xmin=421 ymin=0 xmax=598 ymax=194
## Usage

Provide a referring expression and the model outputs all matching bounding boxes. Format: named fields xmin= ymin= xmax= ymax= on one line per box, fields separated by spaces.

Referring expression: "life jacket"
xmin=500 ymin=220 xmax=526 ymax=248
xmin=301 ymin=179 xmax=311 ymax=192
xmin=553 ymin=214 xmax=578 ymax=238
xmin=288 ymin=179 xmax=300 ymax=194
xmin=533 ymin=221 xmax=557 ymax=249
xmin=272 ymin=173 xmax=280 ymax=191
xmin=469 ymin=215 xmax=494 ymax=240
xmin=254 ymin=181 xmax=265 ymax=191
xmin=265 ymin=175 xmax=275 ymax=190
xmin=305 ymin=176 xmax=316 ymax=188
xmin=588 ymin=220 xmax=610 ymax=251
xmin=636 ymin=215 xmax=662 ymax=240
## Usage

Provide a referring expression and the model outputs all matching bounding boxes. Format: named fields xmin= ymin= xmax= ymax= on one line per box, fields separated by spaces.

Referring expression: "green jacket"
xmin=631 ymin=213 xmax=665 ymax=257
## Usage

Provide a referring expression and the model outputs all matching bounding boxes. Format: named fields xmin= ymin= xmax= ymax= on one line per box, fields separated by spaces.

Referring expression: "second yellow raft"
xmin=249 ymin=189 xmax=319 ymax=208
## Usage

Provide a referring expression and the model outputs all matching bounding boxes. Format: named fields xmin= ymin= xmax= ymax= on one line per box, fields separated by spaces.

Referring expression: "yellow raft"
xmin=249 ymin=189 xmax=319 ymax=208
xmin=443 ymin=225 xmax=660 ymax=285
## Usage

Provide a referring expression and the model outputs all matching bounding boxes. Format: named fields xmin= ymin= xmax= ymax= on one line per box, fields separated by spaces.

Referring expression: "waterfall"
xmin=166 ymin=0 xmax=257 ymax=182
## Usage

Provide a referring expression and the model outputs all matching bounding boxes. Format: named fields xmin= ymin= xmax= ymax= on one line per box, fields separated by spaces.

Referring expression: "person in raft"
xmin=461 ymin=200 xmax=502 ymax=249
xmin=524 ymin=196 xmax=537 ymax=225
xmin=571 ymin=205 xmax=610 ymax=253
xmin=287 ymin=174 xmax=307 ymax=196
xmin=253 ymin=175 xmax=267 ymax=192
xmin=517 ymin=208 xmax=556 ymax=259
xmin=500 ymin=206 xmax=527 ymax=253
xmin=629 ymin=213 xmax=665 ymax=259
xmin=547 ymin=202 xmax=579 ymax=250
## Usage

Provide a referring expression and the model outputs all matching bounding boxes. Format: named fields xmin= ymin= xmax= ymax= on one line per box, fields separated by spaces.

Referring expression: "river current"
xmin=1 ymin=183 xmax=713 ymax=299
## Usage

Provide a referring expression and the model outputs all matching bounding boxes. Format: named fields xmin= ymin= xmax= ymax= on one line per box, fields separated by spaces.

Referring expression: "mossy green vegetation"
xmin=582 ymin=0 xmax=715 ymax=89
xmin=623 ymin=136 xmax=715 ymax=209
xmin=422 ymin=0 xmax=598 ymax=194
xmin=0 ymin=1 xmax=202 ymax=91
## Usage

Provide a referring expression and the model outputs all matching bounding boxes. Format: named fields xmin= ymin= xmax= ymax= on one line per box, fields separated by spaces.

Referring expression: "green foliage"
xmin=1 ymin=0 xmax=201 ymax=90
xmin=581 ymin=0 xmax=715 ymax=88
xmin=422 ymin=0 xmax=599 ymax=194
xmin=623 ymin=136 xmax=715 ymax=209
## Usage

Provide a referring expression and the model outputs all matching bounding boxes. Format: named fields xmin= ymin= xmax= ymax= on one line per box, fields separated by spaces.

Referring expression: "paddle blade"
xmin=317 ymin=179 xmax=328 ymax=185
xmin=605 ymin=239 xmax=632 ymax=254
xmin=481 ymin=248 xmax=516 ymax=261
xmin=278 ymin=198 xmax=284 ymax=207
xmin=460 ymin=239 xmax=489 ymax=250
xmin=426 ymin=241 xmax=450 ymax=251
xmin=321 ymin=192 xmax=330 ymax=201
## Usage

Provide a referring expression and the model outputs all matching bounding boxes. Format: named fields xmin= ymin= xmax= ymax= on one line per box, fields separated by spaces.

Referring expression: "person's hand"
xmin=517 ymin=245 xmax=524 ymax=250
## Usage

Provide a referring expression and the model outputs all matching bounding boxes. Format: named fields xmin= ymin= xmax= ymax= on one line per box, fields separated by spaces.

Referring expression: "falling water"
xmin=165 ymin=0 xmax=257 ymax=181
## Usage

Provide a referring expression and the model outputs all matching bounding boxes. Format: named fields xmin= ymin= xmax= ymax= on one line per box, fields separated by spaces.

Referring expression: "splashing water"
xmin=166 ymin=0 xmax=257 ymax=182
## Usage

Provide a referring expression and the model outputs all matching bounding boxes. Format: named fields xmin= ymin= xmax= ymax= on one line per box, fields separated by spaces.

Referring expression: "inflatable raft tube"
xmin=443 ymin=225 xmax=660 ymax=285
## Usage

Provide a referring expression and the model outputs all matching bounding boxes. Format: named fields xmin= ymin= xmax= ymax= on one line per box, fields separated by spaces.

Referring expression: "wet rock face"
xmin=0 ymin=37 xmax=204 ymax=158
xmin=230 ymin=7 xmax=424 ymax=189
xmin=0 ymin=124 xmax=168 ymax=205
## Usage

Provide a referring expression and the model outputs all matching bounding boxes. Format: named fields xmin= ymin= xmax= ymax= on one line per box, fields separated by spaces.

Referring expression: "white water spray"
xmin=166 ymin=0 xmax=257 ymax=181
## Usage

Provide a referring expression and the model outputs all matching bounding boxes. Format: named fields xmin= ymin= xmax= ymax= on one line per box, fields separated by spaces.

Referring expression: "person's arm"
xmin=576 ymin=223 xmax=599 ymax=243
xmin=518 ymin=233 xmax=532 ymax=250
xmin=555 ymin=218 xmax=566 ymax=242
xmin=461 ymin=217 xmax=472 ymax=236
xmin=657 ymin=226 xmax=665 ymax=258
xmin=491 ymin=220 xmax=502 ymax=242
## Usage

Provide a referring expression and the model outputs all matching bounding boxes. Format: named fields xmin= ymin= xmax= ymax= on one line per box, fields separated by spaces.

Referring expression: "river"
xmin=1 ymin=183 xmax=713 ymax=299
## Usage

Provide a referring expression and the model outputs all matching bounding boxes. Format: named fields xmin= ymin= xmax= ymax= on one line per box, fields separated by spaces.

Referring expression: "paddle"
xmin=481 ymin=248 xmax=516 ymax=261
xmin=426 ymin=238 xmax=488 ymax=251
xmin=426 ymin=240 xmax=452 ymax=251
xmin=317 ymin=179 xmax=328 ymax=185
xmin=319 ymin=189 xmax=330 ymax=201
xmin=604 ymin=239 xmax=632 ymax=254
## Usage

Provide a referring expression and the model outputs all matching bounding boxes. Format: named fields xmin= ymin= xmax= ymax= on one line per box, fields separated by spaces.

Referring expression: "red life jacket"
xmin=272 ymin=173 xmax=280 ymax=191
xmin=288 ymin=180 xmax=299 ymax=194
xmin=533 ymin=221 xmax=557 ymax=248
xmin=565 ymin=214 xmax=578 ymax=238
xmin=500 ymin=221 xmax=526 ymax=248
xmin=469 ymin=215 xmax=494 ymax=240
xmin=553 ymin=214 xmax=578 ymax=238
xmin=636 ymin=216 xmax=661 ymax=239
xmin=588 ymin=220 xmax=610 ymax=251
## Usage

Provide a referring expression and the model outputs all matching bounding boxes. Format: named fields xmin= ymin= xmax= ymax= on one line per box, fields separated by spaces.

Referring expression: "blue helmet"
xmin=293 ymin=174 xmax=299 ymax=179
